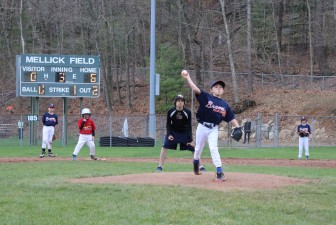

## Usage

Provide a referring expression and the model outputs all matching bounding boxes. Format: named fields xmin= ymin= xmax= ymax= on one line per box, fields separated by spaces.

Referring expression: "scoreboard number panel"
xmin=16 ymin=54 xmax=100 ymax=98
xmin=84 ymin=73 xmax=97 ymax=83
xmin=24 ymin=72 xmax=37 ymax=82
xmin=55 ymin=72 xmax=66 ymax=82
xmin=38 ymin=84 xmax=45 ymax=95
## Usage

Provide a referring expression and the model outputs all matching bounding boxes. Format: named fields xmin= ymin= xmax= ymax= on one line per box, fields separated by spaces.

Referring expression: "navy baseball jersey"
xmin=166 ymin=106 xmax=192 ymax=141
xmin=297 ymin=124 xmax=311 ymax=137
xmin=196 ymin=90 xmax=235 ymax=125
xmin=42 ymin=112 xmax=58 ymax=127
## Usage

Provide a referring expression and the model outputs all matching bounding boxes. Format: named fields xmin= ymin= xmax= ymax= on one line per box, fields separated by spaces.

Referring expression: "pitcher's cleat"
xmin=193 ymin=160 xmax=201 ymax=175
xmin=215 ymin=172 xmax=226 ymax=182
xmin=48 ymin=152 xmax=56 ymax=157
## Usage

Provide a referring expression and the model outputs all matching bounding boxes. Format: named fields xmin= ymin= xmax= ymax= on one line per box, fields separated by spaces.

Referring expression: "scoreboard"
xmin=16 ymin=54 xmax=100 ymax=98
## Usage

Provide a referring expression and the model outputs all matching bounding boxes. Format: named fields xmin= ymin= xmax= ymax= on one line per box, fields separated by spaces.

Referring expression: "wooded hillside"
xmin=1 ymin=0 xmax=336 ymax=114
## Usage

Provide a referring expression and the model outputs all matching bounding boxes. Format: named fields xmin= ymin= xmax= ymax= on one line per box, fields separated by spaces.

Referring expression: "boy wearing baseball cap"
xmin=156 ymin=94 xmax=206 ymax=172
xmin=40 ymin=103 xmax=58 ymax=158
xmin=297 ymin=116 xmax=311 ymax=159
xmin=181 ymin=70 xmax=241 ymax=181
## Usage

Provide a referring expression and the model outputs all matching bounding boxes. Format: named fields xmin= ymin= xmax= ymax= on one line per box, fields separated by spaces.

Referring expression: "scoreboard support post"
xmin=80 ymin=97 xmax=83 ymax=116
xmin=62 ymin=97 xmax=68 ymax=146
xmin=29 ymin=97 xmax=39 ymax=146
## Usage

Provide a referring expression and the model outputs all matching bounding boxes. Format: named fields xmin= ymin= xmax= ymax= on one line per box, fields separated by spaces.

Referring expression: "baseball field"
xmin=0 ymin=139 xmax=335 ymax=225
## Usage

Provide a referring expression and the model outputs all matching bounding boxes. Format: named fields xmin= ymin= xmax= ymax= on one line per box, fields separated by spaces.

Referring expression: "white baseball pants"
xmin=73 ymin=134 xmax=95 ymax=156
xmin=42 ymin=126 xmax=54 ymax=149
xmin=298 ymin=137 xmax=309 ymax=158
xmin=194 ymin=123 xmax=222 ymax=168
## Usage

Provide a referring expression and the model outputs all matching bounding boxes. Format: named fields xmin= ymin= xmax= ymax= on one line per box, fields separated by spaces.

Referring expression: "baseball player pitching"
xmin=181 ymin=70 xmax=241 ymax=182
xmin=40 ymin=103 xmax=58 ymax=158
xmin=297 ymin=116 xmax=311 ymax=159
xmin=72 ymin=108 xmax=98 ymax=160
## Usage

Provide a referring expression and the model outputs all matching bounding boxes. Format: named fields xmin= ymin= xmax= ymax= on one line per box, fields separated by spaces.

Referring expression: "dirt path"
xmin=2 ymin=157 xmax=332 ymax=192
xmin=1 ymin=157 xmax=335 ymax=168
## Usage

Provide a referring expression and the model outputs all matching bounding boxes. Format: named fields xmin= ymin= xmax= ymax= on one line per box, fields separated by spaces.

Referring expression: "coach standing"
xmin=40 ymin=103 xmax=58 ymax=158
xmin=156 ymin=95 xmax=205 ymax=172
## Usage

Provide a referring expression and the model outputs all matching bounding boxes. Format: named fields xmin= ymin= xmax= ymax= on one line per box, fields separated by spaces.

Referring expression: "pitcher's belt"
xmin=199 ymin=121 xmax=216 ymax=129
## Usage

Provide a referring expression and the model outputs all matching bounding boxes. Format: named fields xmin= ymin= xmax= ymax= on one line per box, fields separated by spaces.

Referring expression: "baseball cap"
xmin=48 ymin=103 xmax=55 ymax=108
xmin=301 ymin=116 xmax=307 ymax=121
xmin=174 ymin=94 xmax=184 ymax=101
xmin=211 ymin=80 xmax=225 ymax=89
xmin=174 ymin=94 xmax=185 ymax=105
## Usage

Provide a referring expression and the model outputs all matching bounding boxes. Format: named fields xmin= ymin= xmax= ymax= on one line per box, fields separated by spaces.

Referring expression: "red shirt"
xmin=78 ymin=118 xmax=96 ymax=135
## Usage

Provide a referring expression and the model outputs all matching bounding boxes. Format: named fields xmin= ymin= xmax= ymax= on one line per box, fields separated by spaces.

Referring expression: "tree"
xmin=155 ymin=44 xmax=185 ymax=113
xmin=219 ymin=0 xmax=240 ymax=103
xmin=306 ymin=0 xmax=313 ymax=77
xmin=247 ymin=0 xmax=253 ymax=95
xmin=271 ymin=0 xmax=284 ymax=86
xmin=314 ymin=1 xmax=332 ymax=76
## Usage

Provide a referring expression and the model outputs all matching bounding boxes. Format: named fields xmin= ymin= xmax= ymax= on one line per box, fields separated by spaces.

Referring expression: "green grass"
xmin=1 ymin=137 xmax=336 ymax=160
xmin=0 ymin=139 xmax=335 ymax=225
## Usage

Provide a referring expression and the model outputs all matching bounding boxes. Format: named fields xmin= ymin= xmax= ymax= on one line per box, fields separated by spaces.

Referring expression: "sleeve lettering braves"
xmin=196 ymin=90 xmax=235 ymax=125
xmin=78 ymin=118 xmax=96 ymax=135
xmin=42 ymin=112 xmax=58 ymax=127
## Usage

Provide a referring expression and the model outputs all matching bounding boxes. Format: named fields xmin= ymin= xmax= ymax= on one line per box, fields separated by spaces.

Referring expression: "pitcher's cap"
xmin=301 ymin=116 xmax=307 ymax=121
xmin=48 ymin=103 xmax=55 ymax=108
xmin=211 ymin=80 xmax=225 ymax=89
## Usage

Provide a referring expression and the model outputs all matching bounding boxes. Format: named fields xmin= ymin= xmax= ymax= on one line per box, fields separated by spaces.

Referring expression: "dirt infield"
xmin=69 ymin=172 xmax=317 ymax=192
xmin=2 ymin=157 xmax=332 ymax=192
xmin=0 ymin=157 xmax=335 ymax=168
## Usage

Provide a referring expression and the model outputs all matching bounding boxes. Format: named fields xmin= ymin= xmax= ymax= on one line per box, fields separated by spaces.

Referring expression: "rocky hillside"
xmin=3 ymin=84 xmax=336 ymax=118
xmin=2 ymin=84 xmax=336 ymax=145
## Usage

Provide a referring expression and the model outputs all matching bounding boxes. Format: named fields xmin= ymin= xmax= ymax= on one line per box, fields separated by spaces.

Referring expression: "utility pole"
xmin=149 ymin=0 xmax=156 ymax=142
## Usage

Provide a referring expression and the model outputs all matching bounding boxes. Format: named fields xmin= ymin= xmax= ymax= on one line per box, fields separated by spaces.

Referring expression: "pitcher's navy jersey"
xmin=196 ymin=90 xmax=235 ymax=125
xmin=42 ymin=112 xmax=58 ymax=127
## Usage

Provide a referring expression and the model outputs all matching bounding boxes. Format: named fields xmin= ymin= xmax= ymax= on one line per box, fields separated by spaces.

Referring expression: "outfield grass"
xmin=1 ymin=137 xmax=336 ymax=160
xmin=0 ymin=139 xmax=335 ymax=225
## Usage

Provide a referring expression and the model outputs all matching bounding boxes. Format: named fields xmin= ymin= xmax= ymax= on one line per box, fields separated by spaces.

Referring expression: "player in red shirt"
xmin=72 ymin=108 xmax=98 ymax=160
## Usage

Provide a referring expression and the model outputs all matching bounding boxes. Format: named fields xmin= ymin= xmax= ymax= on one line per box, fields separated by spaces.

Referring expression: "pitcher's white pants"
xmin=194 ymin=124 xmax=222 ymax=168
xmin=298 ymin=137 xmax=309 ymax=158
xmin=42 ymin=126 xmax=54 ymax=149
xmin=73 ymin=134 xmax=95 ymax=156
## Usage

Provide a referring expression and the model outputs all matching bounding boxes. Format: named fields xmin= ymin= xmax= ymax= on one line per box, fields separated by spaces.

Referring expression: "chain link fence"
xmin=1 ymin=72 xmax=336 ymax=148
xmin=1 ymin=113 xmax=335 ymax=148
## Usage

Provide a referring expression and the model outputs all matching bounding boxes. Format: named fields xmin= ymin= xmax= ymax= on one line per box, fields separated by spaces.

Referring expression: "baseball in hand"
xmin=181 ymin=70 xmax=188 ymax=77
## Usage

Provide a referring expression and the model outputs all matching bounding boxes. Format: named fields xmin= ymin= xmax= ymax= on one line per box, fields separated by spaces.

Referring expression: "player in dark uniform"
xmin=40 ymin=103 xmax=58 ymax=158
xmin=297 ymin=116 xmax=311 ymax=159
xmin=181 ymin=70 xmax=240 ymax=181
xmin=156 ymin=95 xmax=205 ymax=172
xmin=243 ymin=119 xmax=252 ymax=144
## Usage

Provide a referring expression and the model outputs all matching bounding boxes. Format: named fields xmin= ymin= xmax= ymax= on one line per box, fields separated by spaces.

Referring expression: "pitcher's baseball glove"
xmin=52 ymin=134 xmax=56 ymax=141
xmin=231 ymin=127 xmax=243 ymax=142
xmin=299 ymin=131 xmax=306 ymax=138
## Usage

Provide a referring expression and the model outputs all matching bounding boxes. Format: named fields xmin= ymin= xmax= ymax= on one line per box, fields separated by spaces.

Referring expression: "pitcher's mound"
xmin=70 ymin=172 xmax=316 ymax=192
